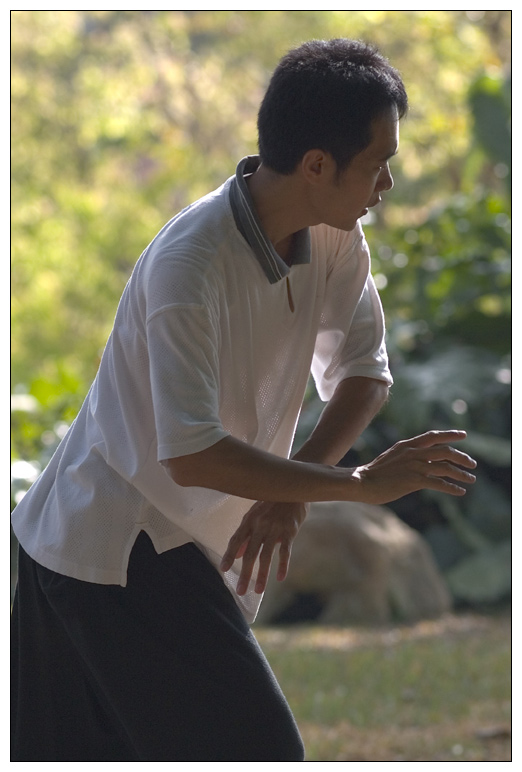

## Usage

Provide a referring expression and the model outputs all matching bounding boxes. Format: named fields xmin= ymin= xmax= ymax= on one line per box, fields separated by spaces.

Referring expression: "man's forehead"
xmin=368 ymin=112 xmax=400 ymax=158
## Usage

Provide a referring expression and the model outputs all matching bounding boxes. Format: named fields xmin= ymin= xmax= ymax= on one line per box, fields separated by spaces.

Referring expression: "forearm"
xmin=165 ymin=376 xmax=388 ymax=503
xmin=164 ymin=434 xmax=356 ymax=503
xmin=166 ymin=427 xmax=476 ymax=513
xmin=292 ymin=376 xmax=389 ymax=465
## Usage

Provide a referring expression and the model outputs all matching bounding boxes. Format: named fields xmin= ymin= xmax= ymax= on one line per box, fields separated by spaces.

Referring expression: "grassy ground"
xmin=254 ymin=611 xmax=511 ymax=762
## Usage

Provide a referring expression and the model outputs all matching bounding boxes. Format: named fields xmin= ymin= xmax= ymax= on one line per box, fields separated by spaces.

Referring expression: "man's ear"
xmin=300 ymin=149 xmax=335 ymax=185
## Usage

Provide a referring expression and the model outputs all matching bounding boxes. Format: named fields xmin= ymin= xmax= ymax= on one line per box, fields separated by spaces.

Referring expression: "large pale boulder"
xmin=256 ymin=501 xmax=452 ymax=626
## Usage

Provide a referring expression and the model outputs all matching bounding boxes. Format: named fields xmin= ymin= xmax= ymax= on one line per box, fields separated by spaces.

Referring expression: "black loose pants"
xmin=11 ymin=532 xmax=304 ymax=761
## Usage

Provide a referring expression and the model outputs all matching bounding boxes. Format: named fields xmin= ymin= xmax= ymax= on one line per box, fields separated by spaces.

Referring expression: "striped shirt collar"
xmin=229 ymin=156 xmax=311 ymax=284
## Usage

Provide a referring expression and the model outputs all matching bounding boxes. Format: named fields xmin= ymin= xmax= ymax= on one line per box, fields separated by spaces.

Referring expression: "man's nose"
xmin=378 ymin=164 xmax=394 ymax=192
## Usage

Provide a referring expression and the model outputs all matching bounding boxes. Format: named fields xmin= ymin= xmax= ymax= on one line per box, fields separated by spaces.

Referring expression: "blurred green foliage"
xmin=11 ymin=11 xmax=511 ymax=606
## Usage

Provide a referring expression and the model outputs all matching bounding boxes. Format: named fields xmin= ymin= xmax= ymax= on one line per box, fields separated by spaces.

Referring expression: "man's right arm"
xmin=164 ymin=430 xmax=476 ymax=596
xmin=163 ymin=429 xmax=476 ymax=506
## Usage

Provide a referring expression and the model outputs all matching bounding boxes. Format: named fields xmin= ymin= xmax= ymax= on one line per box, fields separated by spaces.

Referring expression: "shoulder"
xmin=137 ymin=179 xmax=240 ymax=312
xmin=155 ymin=177 xmax=236 ymax=257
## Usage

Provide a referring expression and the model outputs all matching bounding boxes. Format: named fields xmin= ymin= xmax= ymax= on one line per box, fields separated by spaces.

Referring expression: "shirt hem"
xmin=15 ymin=529 xmax=194 ymax=587
xmin=157 ymin=429 xmax=230 ymax=461
xmin=317 ymin=366 xmax=393 ymax=401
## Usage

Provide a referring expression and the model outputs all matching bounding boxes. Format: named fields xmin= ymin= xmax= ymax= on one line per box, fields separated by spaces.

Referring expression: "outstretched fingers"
xmin=237 ymin=536 xmax=264 ymax=595
xmin=276 ymin=540 xmax=292 ymax=583
xmin=357 ymin=430 xmax=478 ymax=505
xmin=220 ymin=501 xmax=307 ymax=597
xmin=254 ymin=539 xmax=279 ymax=594
xmin=403 ymin=430 xmax=472 ymax=455
xmin=406 ymin=440 xmax=476 ymax=484
xmin=406 ymin=439 xmax=477 ymax=496
xmin=416 ymin=443 xmax=477 ymax=470
xmin=220 ymin=524 xmax=274 ymax=596
xmin=220 ymin=528 xmax=250 ymax=573
xmin=425 ymin=460 xmax=476 ymax=493
xmin=406 ymin=429 xmax=467 ymax=443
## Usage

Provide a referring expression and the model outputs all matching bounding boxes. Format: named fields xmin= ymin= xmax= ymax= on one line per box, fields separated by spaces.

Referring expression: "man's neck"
xmin=245 ymin=164 xmax=311 ymax=264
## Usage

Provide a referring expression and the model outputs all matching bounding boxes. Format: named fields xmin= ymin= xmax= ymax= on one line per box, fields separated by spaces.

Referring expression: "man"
xmin=11 ymin=38 xmax=476 ymax=761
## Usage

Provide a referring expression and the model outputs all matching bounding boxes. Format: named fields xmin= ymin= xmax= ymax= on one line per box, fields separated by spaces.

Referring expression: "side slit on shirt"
xmin=286 ymin=277 xmax=295 ymax=313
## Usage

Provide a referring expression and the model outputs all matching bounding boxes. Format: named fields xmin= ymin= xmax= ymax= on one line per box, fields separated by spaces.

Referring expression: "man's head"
xmin=257 ymin=38 xmax=408 ymax=175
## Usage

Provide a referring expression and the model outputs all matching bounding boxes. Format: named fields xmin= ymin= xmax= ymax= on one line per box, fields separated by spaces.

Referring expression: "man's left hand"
xmin=220 ymin=501 xmax=309 ymax=596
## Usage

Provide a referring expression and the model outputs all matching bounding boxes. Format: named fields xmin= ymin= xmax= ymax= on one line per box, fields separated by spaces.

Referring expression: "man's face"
xmin=318 ymin=107 xmax=399 ymax=232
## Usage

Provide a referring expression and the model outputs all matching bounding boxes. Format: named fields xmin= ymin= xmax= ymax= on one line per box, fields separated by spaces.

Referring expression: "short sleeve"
xmin=311 ymin=229 xmax=393 ymax=401
xmin=146 ymin=304 xmax=230 ymax=461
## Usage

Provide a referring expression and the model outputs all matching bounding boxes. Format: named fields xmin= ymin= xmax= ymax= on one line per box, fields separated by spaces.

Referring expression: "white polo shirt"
xmin=11 ymin=157 xmax=393 ymax=622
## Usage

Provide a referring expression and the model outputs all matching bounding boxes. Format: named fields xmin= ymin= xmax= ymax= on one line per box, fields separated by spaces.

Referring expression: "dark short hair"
xmin=257 ymin=38 xmax=408 ymax=174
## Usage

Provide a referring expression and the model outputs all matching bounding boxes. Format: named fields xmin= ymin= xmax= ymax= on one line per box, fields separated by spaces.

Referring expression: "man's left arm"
xmin=222 ymin=375 xmax=390 ymax=594
xmin=292 ymin=376 xmax=389 ymax=466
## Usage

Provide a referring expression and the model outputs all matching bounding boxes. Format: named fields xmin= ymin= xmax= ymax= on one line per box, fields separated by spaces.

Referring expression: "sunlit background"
xmin=11 ymin=9 xmax=511 ymax=603
xmin=10 ymin=11 xmax=511 ymax=760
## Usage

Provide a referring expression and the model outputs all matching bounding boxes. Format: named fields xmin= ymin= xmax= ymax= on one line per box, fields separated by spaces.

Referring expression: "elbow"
xmin=160 ymin=438 xmax=234 ymax=492
xmin=161 ymin=457 xmax=200 ymax=488
xmin=378 ymin=380 xmax=391 ymax=407
xmin=374 ymin=384 xmax=391 ymax=417
xmin=352 ymin=376 xmax=390 ymax=410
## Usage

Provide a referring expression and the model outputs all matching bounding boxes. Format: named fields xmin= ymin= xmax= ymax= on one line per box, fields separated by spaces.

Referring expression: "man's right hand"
xmin=351 ymin=430 xmax=477 ymax=505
